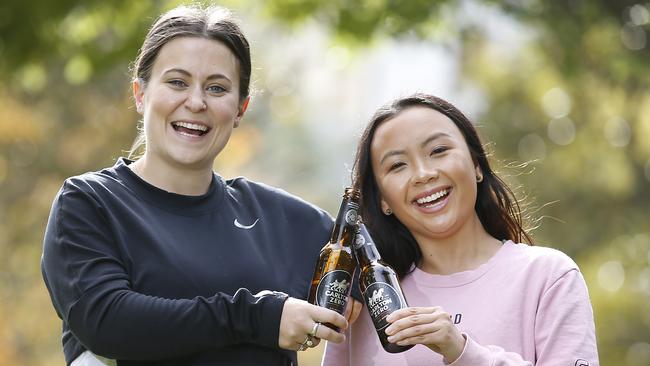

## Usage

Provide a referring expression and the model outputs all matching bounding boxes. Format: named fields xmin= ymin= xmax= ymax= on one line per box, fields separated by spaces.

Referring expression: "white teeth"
xmin=174 ymin=121 xmax=208 ymax=131
xmin=416 ymin=189 xmax=449 ymax=204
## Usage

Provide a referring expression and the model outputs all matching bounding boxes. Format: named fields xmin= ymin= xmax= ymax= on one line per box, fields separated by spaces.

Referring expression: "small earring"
xmin=476 ymin=174 xmax=483 ymax=183
xmin=384 ymin=208 xmax=392 ymax=215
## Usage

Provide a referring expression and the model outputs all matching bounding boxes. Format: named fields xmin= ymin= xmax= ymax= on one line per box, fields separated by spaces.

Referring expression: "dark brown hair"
xmin=353 ymin=93 xmax=533 ymax=277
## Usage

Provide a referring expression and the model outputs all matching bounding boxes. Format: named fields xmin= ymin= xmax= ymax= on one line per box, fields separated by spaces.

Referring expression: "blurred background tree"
xmin=0 ymin=0 xmax=648 ymax=364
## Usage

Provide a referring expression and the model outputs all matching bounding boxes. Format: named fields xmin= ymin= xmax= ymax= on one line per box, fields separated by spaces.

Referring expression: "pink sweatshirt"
xmin=323 ymin=241 xmax=599 ymax=366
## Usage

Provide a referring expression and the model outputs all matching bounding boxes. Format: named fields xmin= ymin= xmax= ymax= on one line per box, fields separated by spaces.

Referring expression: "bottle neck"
xmin=330 ymin=195 xmax=360 ymax=247
xmin=354 ymin=224 xmax=382 ymax=266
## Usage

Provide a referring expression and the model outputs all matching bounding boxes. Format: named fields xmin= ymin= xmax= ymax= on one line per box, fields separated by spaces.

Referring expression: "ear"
xmin=475 ymin=165 xmax=483 ymax=182
xmin=233 ymin=96 xmax=250 ymax=128
xmin=380 ymin=198 xmax=391 ymax=215
xmin=133 ymin=80 xmax=145 ymax=115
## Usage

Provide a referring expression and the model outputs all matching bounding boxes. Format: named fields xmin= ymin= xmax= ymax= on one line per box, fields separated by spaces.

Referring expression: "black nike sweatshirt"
xmin=41 ymin=158 xmax=333 ymax=365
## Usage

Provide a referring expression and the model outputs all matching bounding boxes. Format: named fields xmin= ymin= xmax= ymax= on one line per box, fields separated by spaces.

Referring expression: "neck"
xmin=412 ymin=214 xmax=501 ymax=275
xmin=130 ymin=154 xmax=214 ymax=196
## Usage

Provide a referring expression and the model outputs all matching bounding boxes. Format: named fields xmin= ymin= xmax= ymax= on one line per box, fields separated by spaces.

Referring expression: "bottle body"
xmin=355 ymin=224 xmax=414 ymax=353
xmin=308 ymin=244 xmax=355 ymax=331
xmin=308 ymin=188 xmax=360 ymax=331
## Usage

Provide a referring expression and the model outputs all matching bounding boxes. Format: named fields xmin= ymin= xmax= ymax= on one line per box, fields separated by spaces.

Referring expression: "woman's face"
xmin=370 ymin=106 xmax=481 ymax=241
xmin=133 ymin=36 xmax=246 ymax=171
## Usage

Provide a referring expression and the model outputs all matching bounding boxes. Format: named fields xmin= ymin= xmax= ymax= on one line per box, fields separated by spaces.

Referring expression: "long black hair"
xmin=353 ymin=93 xmax=533 ymax=277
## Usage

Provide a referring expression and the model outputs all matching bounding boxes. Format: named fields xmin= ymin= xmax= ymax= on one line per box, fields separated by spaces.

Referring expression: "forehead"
xmin=151 ymin=36 xmax=239 ymax=77
xmin=371 ymin=106 xmax=465 ymax=152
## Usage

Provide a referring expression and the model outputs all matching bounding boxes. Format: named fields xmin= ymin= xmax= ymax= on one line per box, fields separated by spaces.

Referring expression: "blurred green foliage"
xmin=0 ymin=0 xmax=648 ymax=365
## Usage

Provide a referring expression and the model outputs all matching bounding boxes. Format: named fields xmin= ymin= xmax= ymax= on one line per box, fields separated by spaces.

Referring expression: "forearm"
xmin=68 ymin=287 xmax=287 ymax=360
xmin=448 ymin=335 xmax=532 ymax=366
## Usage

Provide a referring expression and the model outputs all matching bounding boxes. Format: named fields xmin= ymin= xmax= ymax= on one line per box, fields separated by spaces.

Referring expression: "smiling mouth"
xmin=171 ymin=121 xmax=211 ymax=137
xmin=414 ymin=188 xmax=450 ymax=207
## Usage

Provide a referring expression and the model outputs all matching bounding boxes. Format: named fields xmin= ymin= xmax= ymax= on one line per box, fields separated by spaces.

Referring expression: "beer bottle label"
xmin=315 ymin=270 xmax=352 ymax=314
xmin=363 ymin=282 xmax=404 ymax=331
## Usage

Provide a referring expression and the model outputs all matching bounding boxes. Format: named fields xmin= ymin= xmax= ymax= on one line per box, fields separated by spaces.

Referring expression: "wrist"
xmin=441 ymin=333 xmax=466 ymax=364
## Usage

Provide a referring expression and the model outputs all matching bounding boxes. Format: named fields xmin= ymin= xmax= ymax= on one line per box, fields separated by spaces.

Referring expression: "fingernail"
xmin=385 ymin=327 xmax=393 ymax=335
xmin=387 ymin=336 xmax=395 ymax=342
xmin=386 ymin=314 xmax=394 ymax=322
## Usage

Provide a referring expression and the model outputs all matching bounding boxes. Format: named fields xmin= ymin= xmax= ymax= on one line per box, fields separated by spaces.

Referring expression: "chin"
xmin=415 ymin=221 xmax=457 ymax=238
xmin=171 ymin=155 xmax=212 ymax=170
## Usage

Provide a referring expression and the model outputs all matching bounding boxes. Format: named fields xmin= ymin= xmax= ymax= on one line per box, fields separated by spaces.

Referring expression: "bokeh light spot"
xmin=547 ymin=117 xmax=576 ymax=145
xmin=638 ymin=267 xmax=650 ymax=295
xmin=598 ymin=260 xmax=625 ymax=292
xmin=541 ymin=87 xmax=571 ymax=118
xmin=64 ymin=55 xmax=93 ymax=85
xmin=517 ymin=133 xmax=546 ymax=162
xmin=604 ymin=117 xmax=632 ymax=147
xmin=18 ymin=63 xmax=47 ymax=93
xmin=629 ymin=4 xmax=650 ymax=26
xmin=621 ymin=23 xmax=647 ymax=50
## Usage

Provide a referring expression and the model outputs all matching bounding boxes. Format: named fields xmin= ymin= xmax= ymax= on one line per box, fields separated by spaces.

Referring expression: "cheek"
xmin=216 ymin=96 xmax=241 ymax=115
xmin=447 ymin=153 xmax=476 ymax=181
xmin=145 ymin=92 xmax=177 ymax=116
xmin=376 ymin=174 xmax=406 ymax=205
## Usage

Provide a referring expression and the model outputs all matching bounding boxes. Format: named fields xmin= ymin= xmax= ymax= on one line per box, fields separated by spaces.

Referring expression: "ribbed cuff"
xmin=446 ymin=333 xmax=492 ymax=366
xmin=255 ymin=291 xmax=289 ymax=348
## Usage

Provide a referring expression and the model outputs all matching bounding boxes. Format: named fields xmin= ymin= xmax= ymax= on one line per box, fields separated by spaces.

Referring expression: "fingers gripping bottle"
xmin=354 ymin=223 xmax=414 ymax=353
xmin=308 ymin=187 xmax=360 ymax=331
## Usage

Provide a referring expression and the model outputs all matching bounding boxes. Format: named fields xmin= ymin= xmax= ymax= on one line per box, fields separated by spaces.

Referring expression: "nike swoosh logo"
xmin=234 ymin=218 xmax=259 ymax=229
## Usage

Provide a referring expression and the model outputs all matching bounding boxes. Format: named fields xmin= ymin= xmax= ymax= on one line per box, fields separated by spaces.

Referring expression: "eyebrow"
xmin=162 ymin=68 xmax=232 ymax=82
xmin=379 ymin=132 xmax=451 ymax=165
xmin=420 ymin=132 xmax=451 ymax=148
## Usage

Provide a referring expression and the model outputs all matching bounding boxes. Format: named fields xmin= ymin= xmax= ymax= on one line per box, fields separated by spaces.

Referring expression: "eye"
xmin=167 ymin=79 xmax=187 ymax=88
xmin=430 ymin=146 xmax=449 ymax=155
xmin=207 ymin=85 xmax=227 ymax=94
xmin=388 ymin=161 xmax=406 ymax=172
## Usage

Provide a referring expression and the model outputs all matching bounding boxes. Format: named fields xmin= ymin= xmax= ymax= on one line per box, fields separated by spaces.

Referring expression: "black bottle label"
xmin=316 ymin=270 xmax=352 ymax=314
xmin=363 ymin=282 xmax=404 ymax=331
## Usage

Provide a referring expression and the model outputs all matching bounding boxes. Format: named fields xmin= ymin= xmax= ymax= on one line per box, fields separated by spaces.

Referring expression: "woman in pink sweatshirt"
xmin=323 ymin=93 xmax=599 ymax=365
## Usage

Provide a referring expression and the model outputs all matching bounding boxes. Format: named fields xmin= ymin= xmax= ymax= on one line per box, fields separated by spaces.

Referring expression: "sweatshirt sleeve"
xmin=449 ymin=269 xmax=599 ymax=366
xmin=41 ymin=182 xmax=289 ymax=361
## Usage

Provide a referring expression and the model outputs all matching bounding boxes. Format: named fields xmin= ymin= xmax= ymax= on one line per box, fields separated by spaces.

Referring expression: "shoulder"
xmin=503 ymin=241 xmax=580 ymax=280
xmin=59 ymin=165 xmax=122 ymax=198
xmin=51 ymin=163 xmax=129 ymax=215
xmin=225 ymin=177 xmax=333 ymax=221
xmin=46 ymin=166 xmax=124 ymax=236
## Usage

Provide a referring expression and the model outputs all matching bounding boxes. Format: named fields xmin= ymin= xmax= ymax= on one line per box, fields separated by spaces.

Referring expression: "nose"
xmin=185 ymin=86 xmax=207 ymax=112
xmin=412 ymin=160 xmax=439 ymax=185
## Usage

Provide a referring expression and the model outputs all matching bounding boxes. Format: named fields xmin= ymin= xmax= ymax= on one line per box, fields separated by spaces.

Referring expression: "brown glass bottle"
xmin=308 ymin=187 xmax=359 ymax=331
xmin=354 ymin=223 xmax=414 ymax=353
